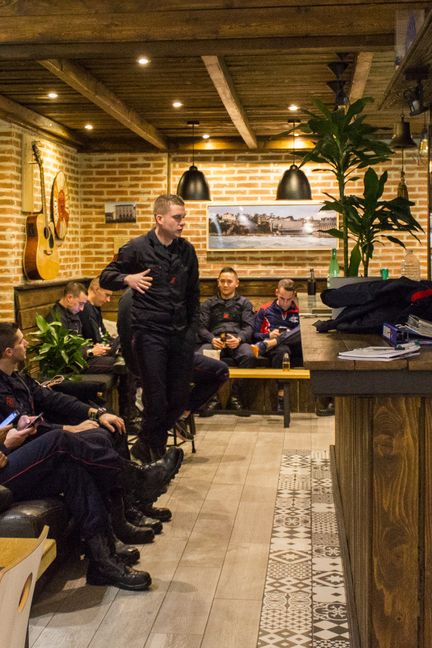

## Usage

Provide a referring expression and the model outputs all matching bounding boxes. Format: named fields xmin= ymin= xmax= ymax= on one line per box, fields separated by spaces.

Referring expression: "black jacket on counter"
xmin=316 ymin=278 xmax=432 ymax=333
xmin=100 ymin=229 xmax=200 ymax=335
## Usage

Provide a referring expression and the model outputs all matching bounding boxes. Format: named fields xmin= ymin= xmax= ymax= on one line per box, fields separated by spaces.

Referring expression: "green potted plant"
xmin=300 ymin=97 xmax=422 ymax=276
xmin=321 ymin=167 xmax=422 ymax=276
xmin=28 ymin=314 xmax=89 ymax=379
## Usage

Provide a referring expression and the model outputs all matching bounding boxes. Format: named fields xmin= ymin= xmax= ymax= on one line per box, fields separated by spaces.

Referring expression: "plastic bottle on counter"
xmin=307 ymin=268 xmax=317 ymax=296
xmin=327 ymin=248 xmax=340 ymax=287
xmin=400 ymin=249 xmax=421 ymax=281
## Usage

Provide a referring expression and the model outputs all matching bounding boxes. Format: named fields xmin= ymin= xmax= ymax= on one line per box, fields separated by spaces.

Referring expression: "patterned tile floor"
xmin=257 ymin=449 xmax=350 ymax=648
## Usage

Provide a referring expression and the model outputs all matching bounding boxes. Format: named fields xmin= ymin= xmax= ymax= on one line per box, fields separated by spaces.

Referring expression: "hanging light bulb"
xmin=177 ymin=120 xmax=211 ymax=201
xmin=276 ymin=121 xmax=312 ymax=200
xmin=418 ymin=113 xmax=429 ymax=160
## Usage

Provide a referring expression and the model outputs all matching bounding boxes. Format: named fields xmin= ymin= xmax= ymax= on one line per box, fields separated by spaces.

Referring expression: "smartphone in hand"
xmin=0 ymin=410 xmax=19 ymax=428
xmin=23 ymin=413 xmax=43 ymax=431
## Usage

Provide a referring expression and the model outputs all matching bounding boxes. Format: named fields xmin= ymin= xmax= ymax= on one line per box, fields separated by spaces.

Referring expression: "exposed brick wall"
xmin=0 ymin=125 xmax=429 ymax=325
xmin=80 ymin=148 xmax=428 ymax=281
xmin=0 ymin=121 xmax=81 ymax=320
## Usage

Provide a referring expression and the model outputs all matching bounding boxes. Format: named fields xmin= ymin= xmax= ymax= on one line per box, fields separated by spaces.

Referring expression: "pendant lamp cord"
xmin=292 ymin=121 xmax=296 ymax=166
xmin=192 ymin=121 xmax=195 ymax=167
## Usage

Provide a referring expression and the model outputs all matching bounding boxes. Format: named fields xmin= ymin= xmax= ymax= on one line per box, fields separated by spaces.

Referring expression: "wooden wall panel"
xmin=336 ymin=396 xmax=371 ymax=646
xmin=424 ymin=399 xmax=432 ymax=646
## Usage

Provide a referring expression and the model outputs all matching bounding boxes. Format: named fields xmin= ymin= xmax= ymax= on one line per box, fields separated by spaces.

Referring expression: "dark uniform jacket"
xmin=253 ymin=299 xmax=300 ymax=342
xmin=198 ymin=293 xmax=255 ymax=343
xmin=80 ymin=302 xmax=109 ymax=344
xmin=48 ymin=302 xmax=82 ymax=335
xmin=0 ymin=370 xmax=90 ymax=454
xmin=100 ymin=229 xmax=200 ymax=335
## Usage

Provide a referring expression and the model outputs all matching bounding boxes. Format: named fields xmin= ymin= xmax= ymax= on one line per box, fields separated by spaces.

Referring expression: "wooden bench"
xmin=228 ymin=367 xmax=311 ymax=427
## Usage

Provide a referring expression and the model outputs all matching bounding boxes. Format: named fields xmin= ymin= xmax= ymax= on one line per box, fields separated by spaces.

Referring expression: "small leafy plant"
xmin=28 ymin=314 xmax=89 ymax=378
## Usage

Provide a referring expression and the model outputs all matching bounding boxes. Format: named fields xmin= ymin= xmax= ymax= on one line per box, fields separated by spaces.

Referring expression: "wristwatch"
xmin=89 ymin=407 xmax=107 ymax=422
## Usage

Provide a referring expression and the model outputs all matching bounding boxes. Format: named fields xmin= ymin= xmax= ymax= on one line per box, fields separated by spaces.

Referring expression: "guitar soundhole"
xmin=44 ymin=226 xmax=54 ymax=252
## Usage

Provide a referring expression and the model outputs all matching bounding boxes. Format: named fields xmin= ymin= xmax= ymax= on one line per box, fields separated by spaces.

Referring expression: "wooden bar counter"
xmin=301 ymin=317 xmax=432 ymax=648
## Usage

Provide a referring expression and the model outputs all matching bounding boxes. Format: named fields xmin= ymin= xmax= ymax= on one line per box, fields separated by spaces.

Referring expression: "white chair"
xmin=0 ymin=526 xmax=48 ymax=648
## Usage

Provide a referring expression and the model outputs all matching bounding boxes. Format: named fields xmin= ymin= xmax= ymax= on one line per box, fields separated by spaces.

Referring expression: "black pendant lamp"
xmin=276 ymin=121 xmax=312 ymax=200
xmin=177 ymin=120 xmax=211 ymax=200
xmin=390 ymin=116 xmax=416 ymax=200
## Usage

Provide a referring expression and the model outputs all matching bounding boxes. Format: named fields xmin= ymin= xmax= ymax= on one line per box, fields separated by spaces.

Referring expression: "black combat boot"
xmin=125 ymin=505 xmax=163 ymax=534
xmin=140 ymin=503 xmax=172 ymax=522
xmin=86 ymin=532 xmax=152 ymax=591
xmin=113 ymin=537 xmax=140 ymax=566
xmin=110 ymin=493 xmax=155 ymax=544
xmin=122 ymin=447 xmax=184 ymax=505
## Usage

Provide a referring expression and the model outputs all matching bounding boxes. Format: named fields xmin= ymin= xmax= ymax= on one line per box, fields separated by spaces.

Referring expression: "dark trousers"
xmin=133 ymin=329 xmax=195 ymax=449
xmin=0 ymin=429 xmax=121 ymax=538
xmin=198 ymin=342 xmax=255 ymax=398
xmin=265 ymin=330 xmax=303 ymax=368
xmin=189 ymin=353 xmax=229 ymax=412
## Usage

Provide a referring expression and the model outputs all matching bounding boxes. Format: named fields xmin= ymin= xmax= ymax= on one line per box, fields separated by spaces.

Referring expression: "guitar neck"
xmin=38 ymin=164 xmax=48 ymax=228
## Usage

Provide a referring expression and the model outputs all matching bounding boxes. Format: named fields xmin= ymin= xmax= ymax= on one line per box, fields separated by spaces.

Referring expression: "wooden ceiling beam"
xmin=38 ymin=59 xmax=167 ymax=150
xmin=202 ymin=56 xmax=257 ymax=149
xmin=0 ymin=35 xmax=393 ymax=61
xmin=0 ymin=6 xmax=409 ymax=44
xmin=0 ymin=0 xmax=428 ymax=13
xmin=0 ymin=93 xmax=83 ymax=145
xmin=349 ymin=52 xmax=374 ymax=103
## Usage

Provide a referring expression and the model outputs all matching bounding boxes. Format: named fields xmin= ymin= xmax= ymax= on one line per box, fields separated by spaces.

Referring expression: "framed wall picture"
xmin=206 ymin=201 xmax=338 ymax=251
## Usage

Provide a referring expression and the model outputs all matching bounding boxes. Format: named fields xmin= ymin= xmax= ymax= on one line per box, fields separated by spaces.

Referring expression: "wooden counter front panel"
xmin=336 ymin=396 xmax=422 ymax=648
xmin=424 ymin=400 xmax=432 ymax=647
xmin=335 ymin=396 xmax=371 ymax=648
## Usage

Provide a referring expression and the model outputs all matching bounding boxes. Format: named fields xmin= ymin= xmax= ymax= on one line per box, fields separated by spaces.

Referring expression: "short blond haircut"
xmin=153 ymin=194 xmax=185 ymax=216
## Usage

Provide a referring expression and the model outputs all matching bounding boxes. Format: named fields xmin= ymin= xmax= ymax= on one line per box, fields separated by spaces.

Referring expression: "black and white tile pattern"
xmin=257 ymin=450 xmax=350 ymax=647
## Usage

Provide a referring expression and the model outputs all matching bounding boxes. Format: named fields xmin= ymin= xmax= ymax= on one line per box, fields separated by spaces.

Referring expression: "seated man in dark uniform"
xmin=197 ymin=266 xmax=256 ymax=414
xmin=48 ymin=281 xmax=114 ymax=372
xmin=0 ymin=323 xmax=185 ymax=590
xmin=252 ymin=278 xmax=303 ymax=366
xmin=79 ymin=276 xmax=120 ymax=355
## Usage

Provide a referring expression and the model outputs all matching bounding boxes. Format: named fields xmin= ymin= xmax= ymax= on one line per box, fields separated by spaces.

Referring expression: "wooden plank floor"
xmin=29 ymin=413 xmax=334 ymax=648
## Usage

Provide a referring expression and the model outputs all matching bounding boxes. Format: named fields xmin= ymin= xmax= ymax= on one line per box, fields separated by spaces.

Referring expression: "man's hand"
xmin=63 ymin=420 xmax=99 ymax=433
xmin=0 ymin=451 xmax=8 ymax=469
xmin=99 ymin=413 xmax=126 ymax=434
xmin=212 ymin=337 xmax=225 ymax=350
xmin=92 ymin=343 xmax=111 ymax=357
xmin=225 ymin=334 xmax=240 ymax=349
xmin=3 ymin=426 xmax=35 ymax=449
xmin=269 ymin=329 xmax=281 ymax=339
xmin=125 ymin=269 xmax=153 ymax=294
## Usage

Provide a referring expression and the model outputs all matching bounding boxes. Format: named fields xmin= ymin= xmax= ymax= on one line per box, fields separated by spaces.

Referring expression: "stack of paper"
xmin=338 ymin=341 xmax=420 ymax=361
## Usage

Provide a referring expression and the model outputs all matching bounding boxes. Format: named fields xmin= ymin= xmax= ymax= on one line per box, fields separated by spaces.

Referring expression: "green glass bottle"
xmin=327 ymin=248 xmax=340 ymax=287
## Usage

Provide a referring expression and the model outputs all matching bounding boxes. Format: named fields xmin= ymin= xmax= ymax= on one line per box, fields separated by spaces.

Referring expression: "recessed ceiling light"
xmin=172 ymin=100 xmax=183 ymax=109
xmin=48 ymin=91 xmax=58 ymax=99
xmin=84 ymin=123 xmax=94 ymax=130
xmin=288 ymin=104 xmax=299 ymax=112
xmin=202 ymin=133 xmax=210 ymax=140
xmin=137 ymin=56 xmax=150 ymax=65
xmin=294 ymin=132 xmax=300 ymax=137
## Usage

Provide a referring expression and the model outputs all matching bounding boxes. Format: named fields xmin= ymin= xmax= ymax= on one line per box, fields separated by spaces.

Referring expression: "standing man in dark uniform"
xmin=100 ymin=194 xmax=200 ymax=463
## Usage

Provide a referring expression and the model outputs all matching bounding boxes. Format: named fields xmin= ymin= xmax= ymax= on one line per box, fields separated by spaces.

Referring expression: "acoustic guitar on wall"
xmin=23 ymin=142 xmax=60 ymax=280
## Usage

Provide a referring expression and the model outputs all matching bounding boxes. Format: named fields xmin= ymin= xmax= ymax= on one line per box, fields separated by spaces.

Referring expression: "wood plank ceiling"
xmin=0 ymin=1 xmax=430 ymax=151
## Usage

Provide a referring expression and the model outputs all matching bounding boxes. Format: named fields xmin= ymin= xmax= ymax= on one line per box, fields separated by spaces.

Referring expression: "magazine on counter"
xmin=338 ymin=341 xmax=420 ymax=361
